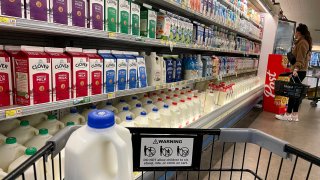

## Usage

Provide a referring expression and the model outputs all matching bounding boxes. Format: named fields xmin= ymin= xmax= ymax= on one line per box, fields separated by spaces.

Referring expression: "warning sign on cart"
xmin=140 ymin=137 xmax=194 ymax=167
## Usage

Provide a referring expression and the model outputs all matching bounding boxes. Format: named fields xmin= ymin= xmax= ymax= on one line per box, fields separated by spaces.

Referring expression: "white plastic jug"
xmin=0 ymin=168 xmax=7 ymax=179
xmin=131 ymin=103 xmax=147 ymax=117
xmin=0 ymin=133 xmax=6 ymax=145
xmin=148 ymin=108 xmax=161 ymax=127
xmin=36 ymin=115 xmax=65 ymax=135
xmin=21 ymin=113 xmax=47 ymax=127
xmin=185 ymin=97 xmax=195 ymax=124
xmin=128 ymin=96 xmax=142 ymax=109
xmin=117 ymin=106 xmax=135 ymax=122
xmin=101 ymin=102 xmax=119 ymax=114
xmin=204 ymin=91 xmax=216 ymax=113
xmin=7 ymin=120 xmax=38 ymax=145
xmin=134 ymin=111 xmax=148 ymax=127
xmin=143 ymin=100 xmax=157 ymax=113
xmin=160 ymin=56 xmax=166 ymax=84
xmin=145 ymin=52 xmax=162 ymax=86
xmin=149 ymin=92 xmax=160 ymax=103
xmin=120 ymin=115 xmax=135 ymax=127
xmin=178 ymin=100 xmax=189 ymax=127
xmin=172 ymin=94 xmax=180 ymax=102
xmin=164 ymin=96 xmax=173 ymax=106
xmin=140 ymin=94 xmax=152 ymax=105
xmin=158 ymin=90 xmax=167 ymax=99
xmin=0 ymin=119 xmax=20 ymax=135
xmin=159 ymin=104 xmax=171 ymax=128
xmin=65 ymin=110 xmax=133 ymax=180
xmin=0 ymin=137 xmax=26 ymax=172
xmin=82 ymin=105 xmax=97 ymax=121
xmin=193 ymin=96 xmax=202 ymax=119
xmin=115 ymin=99 xmax=131 ymax=112
xmin=179 ymin=92 xmax=188 ymax=100
xmin=8 ymin=147 xmax=44 ymax=180
xmin=170 ymin=102 xmax=181 ymax=128
xmin=61 ymin=108 xmax=86 ymax=125
xmin=155 ymin=98 xmax=165 ymax=109
xmin=24 ymin=129 xmax=52 ymax=149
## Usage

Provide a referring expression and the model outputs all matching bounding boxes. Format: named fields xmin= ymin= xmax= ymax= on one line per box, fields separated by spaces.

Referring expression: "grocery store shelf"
xmin=137 ymin=0 xmax=262 ymax=42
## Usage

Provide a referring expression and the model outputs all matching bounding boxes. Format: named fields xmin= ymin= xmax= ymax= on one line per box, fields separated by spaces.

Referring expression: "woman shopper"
xmin=276 ymin=23 xmax=312 ymax=121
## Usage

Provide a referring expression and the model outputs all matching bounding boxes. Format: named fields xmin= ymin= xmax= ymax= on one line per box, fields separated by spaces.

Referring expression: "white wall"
xmin=258 ymin=13 xmax=279 ymax=81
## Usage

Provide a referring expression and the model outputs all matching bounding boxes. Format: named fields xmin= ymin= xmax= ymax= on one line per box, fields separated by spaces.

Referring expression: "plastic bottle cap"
xmin=164 ymin=104 xmax=169 ymax=108
xmin=136 ymin=103 xmax=142 ymax=107
xmin=20 ymin=120 xmax=29 ymax=126
xmin=166 ymin=96 xmax=170 ymax=99
xmin=158 ymin=98 xmax=162 ymax=101
xmin=132 ymin=96 xmax=138 ymax=100
xmin=123 ymin=106 xmax=129 ymax=111
xmin=67 ymin=121 xmax=75 ymax=126
xmin=160 ymin=91 xmax=164 ymax=94
xmin=90 ymin=105 xmax=97 ymax=109
xmin=187 ymin=97 xmax=192 ymax=100
xmin=70 ymin=108 xmax=78 ymax=114
xmin=174 ymin=94 xmax=178 ymax=97
xmin=25 ymin=147 xmax=37 ymax=156
xmin=172 ymin=102 xmax=178 ymax=105
xmin=147 ymin=100 xmax=153 ymax=104
xmin=140 ymin=111 xmax=147 ymax=116
xmin=168 ymin=89 xmax=172 ymax=92
xmin=39 ymin=128 xmax=48 ymax=135
xmin=194 ymin=96 xmax=198 ymax=98
xmin=48 ymin=115 xmax=56 ymax=120
xmin=175 ymin=88 xmax=179 ymax=90
xmin=6 ymin=137 xmax=16 ymax=144
xmin=126 ymin=116 xmax=133 ymax=121
xmin=152 ymin=107 xmax=158 ymax=112
xmin=188 ymin=90 xmax=192 ymax=93
xmin=88 ymin=110 xmax=115 ymax=129
xmin=120 ymin=99 xmax=126 ymax=103
xmin=181 ymin=92 xmax=185 ymax=95
xmin=106 ymin=102 xmax=112 ymax=105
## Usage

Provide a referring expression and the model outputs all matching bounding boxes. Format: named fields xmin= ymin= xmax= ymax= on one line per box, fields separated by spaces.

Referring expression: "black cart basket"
xmin=275 ymin=76 xmax=309 ymax=100
xmin=4 ymin=126 xmax=320 ymax=180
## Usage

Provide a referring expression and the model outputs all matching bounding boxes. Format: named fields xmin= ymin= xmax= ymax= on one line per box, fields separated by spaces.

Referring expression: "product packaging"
xmin=140 ymin=4 xmax=156 ymax=39
xmin=89 ymin=0 xmax=104 ymax=30
xmin=26 ymin=0 xmax=49 ymax=21
xmin=118 ymin=0 xmax=130 ymax=34
xmin=50 ymin=0 xmax=69 ymax=24
xmin=156 ymin=10 xmax=171 ymax=40
xmin=98 ymin=50 xmax=116 ymax=93
xmin=0 ymin=0 xmax=25 ymax=18
xmin=0 ymin=46 xmax=13 ymax=107
xmin=83 ymin=49 xmax=103 ymax=95
xmin=69 ymin=0 xmax=87 ymax=27
xmin=130 ymin=2 xmax=140 ymax=36
xmin=105 ymin=0 xmax=118 ymax=32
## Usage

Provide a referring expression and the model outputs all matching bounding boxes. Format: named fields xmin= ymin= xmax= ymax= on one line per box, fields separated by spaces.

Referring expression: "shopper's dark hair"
xmin=296 ymin=23 xmax=312 ymax=51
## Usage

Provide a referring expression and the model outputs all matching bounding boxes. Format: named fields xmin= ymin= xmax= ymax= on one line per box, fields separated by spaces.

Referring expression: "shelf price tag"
xmin=73 ymin=97 xmax=91 ymax=105
xmin=5 ymin=108 xmax=22 ymax=118
xmin=0 ymin=16 xmax=16 ymax=26
xmin=107 ymin=92 xmax=115 ymax=99
xmin=108 ymin=32 xmax=117 ymax=38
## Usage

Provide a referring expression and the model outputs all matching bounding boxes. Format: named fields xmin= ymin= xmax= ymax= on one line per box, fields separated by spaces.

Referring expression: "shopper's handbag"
xmin=287 ymin=51 xmax=296 ymax=65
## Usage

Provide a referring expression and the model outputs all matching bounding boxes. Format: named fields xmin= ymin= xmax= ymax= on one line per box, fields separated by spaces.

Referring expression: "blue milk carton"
xmin=124 ymin=52 xmax=137 ymax=89
xmin=132 ymin=52 xmax=147 ymax=88
xmin=111 ymin=50 xmax=127 ymax=90
xmin=172 ymin=55 xmax=182 ymax=82
xmin=98 ymin=50 xmax=116 ymax=93
xmin=163 ymin=56 xmax=174 ymax=83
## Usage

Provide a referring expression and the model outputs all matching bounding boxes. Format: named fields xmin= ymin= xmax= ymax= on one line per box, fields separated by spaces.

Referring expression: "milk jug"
xmin=115 ymin=99 xmax=131 ymax=112
xmin=134 ymin=111 xmax=148 ymax=127
xmin=150 ymin=92 xmax=160 ymax=102
xmin=159 ymin=104 xmax=171 ymax=128
xmin=21 ymin=113 xmax=47 ymax=126
xmin=144 ymin=100 xmax=156 ymax=113
xmin=0 ymin=133 xmax=6 ymax=145
xmin=185 ymin=97 xmax=195 ymax=124
xmin=158 ymin=90 xmax=167 ymax=99
xmin=140 ymin=94 xmax=152 ymax=105
xmin=131 ymin=103 xmax=147 ymax=117
xmin=24 ymin=129 xmax=52 ymax=150
xmin=179 ymin=92 xmax=188 ymax=100
xmin=0 ymin=137 xmax=26 ymax=171
xmin=173 ymin=94 xmax=180 ymax=102
xmin=178 ymin=100 xmax=189 ymax=126
xmin=128 ymin=96 xmax=142 ymax=109
xmin=7 ymin=120 xmax=38 ymax=145
xmin=145 ymin=52 xmax=162 ymax=86
xmin=164 ymin=96 xmax=173 ymax=106
xmin=117 ymin=106 xmax=135 ymax=122
xmin=160 ymin=56 xmax=166 ymax=84
xmin=0 ymin=119 xmax=20 ymax=135
xmin=61 ymin=108 xmax=86 ymax=125
xmin=148 ymin=108 xmax=161 ymax=127
xmin=170 ymin=102 xmax=181 ymax=128
xmin=36 ymin=115 xmax=65 ymax=135
xmin=0 ymin=168 xmax=7 ymax=179
xmin=155 ymin=98 xmax=165 ymax=109
xmin=205 ymin=91 xmax=216 ymax=113
xmin=197 ymin=54 xmax=203 ymax=78
xmin=120 ymin=115 xmax=135 ymax=127
xmin=193 ymin=96 xmax=201 ymax=119
xmin=65 ymin=110 xmax=133 ymax=180
xmin=102 ymin=102 xmax=119 ymax=114
xmin=81 ymin=105 xmax=97 ymax=121
xmin=8 ymin=147 xmax=44 ymax=180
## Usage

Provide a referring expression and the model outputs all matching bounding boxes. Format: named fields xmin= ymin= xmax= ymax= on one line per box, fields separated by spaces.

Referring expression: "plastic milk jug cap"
xmin=140 ymin=111 xmax=147 ymax=116
xmin=6 ymin=137 xmax=16 ymax=144
xmin=126 ymin=116 xmax=133 ymax=121
xmin=48 ymin=115 xmax=57 ymax=120
xmin=123 ymin=106 xmax=129 ymax=111
xmin=25 ymin=147 xmax=37 ymax=156
xmin=147 ymin=100 xmax=153 ymax=104
xmin=88 ymin=110 xmax=115 ymax=129
xmin=67 ymin=122 xmax=75 ymax=126
xmin=20 ymin=120 xmax=29 ymax=126
xmin=136 ymin=104 xmax=142 ymax=108
xmin=39 ymin=128 xmax=49 ymax=135
xmin=70 ymin=108 xmax=78 ymax=114
xmin=152 ymin=108 xmax=158 ymax=112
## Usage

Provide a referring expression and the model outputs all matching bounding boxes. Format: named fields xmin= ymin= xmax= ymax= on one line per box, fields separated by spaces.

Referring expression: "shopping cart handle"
xmin=219 ymin=128 xmax=291 ymax=159
xmin=47 ymin=125 xmax=82 ymax=158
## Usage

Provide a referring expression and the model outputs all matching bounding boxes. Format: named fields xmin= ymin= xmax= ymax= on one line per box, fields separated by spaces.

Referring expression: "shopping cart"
xmin=4 ymin=126 xmax=320 ymax=180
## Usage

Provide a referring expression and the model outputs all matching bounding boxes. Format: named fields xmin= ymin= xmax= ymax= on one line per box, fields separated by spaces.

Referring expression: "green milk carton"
xmin=130 ymin=2 xmax=140 ymax=36
xmin=105 ymin=0 xmax=118 ymax=32
xmin=118 ymin=0 xmax=130 ymax=34
xmin=140 ymin=4 xmax=156 ymax=39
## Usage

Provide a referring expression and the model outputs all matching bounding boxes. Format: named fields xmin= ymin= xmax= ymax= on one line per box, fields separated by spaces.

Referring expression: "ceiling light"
xmin=257 ymin=0 xmax=271 ymax=14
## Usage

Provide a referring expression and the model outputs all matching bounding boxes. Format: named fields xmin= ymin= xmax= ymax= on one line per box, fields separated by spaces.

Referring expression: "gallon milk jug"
xmin=185 ymin=97 xmax=195 ymax=124
xmin=172 ymin=94 xmax=180 ymax=102
xmin=0 ymin=133 xmax=6 ymax=145
xmin=128 ymin=96 xmax=142 ymax=109
xmin=155 ymin=98 xmax=165 ymax=109
xmin=115 ymin=99 xmax=131 ymax=112
xmin=160 ymin=55 xmax=166 ymax=84
xmin=65 ymin=110 xmax=133 ymax=180
xmin=8 ymin=147 xmax=44 ymax=180
xmin=144 ymin=100 xmax=157 ymax=113
xmin=145 ymin=52 xmax=162 ymax=86
xmin=36 ymin=115 xmax=65 ymax=135
xmin=179 ymin=92 xmax=188 ymax=100
xmin=61 ymin=108 xmax=86 ymax=125
xmin=178 ymin=100 xmax=189 ymax=126
xmin=140 ymin=94 xmax=152 ymax=105
xmin=102 ymin=102 xmax=119 ymax=114
xmin=24 ymin=129 xmax=52 ymax=149
xmin=81 ymin=105 xmax=97 ymax=121
xmin=204 ymin=91 xmax=216 ymax=113
xmin=0 ymin=168 xmax=7 ymax=179
xmin=120 ymin=115 xmax=135 ymax=127
xmin=0 ymin=137 xmax=26 ymax=171
xmin=197 ymin=54 xmax=203 ymax=78
xmin=134 ymin=111 xmax=148 ymax=127
xmin=21 ymin=113 xmax=47 ymax=126
xmin=159 ymin=104 xmax=171 ymax=128
xmin=7 ymin=120 xmax=38 ymax=145
xmin=164 ymin=96 xmax=173 ymax=106
xmin=148 ymin=108 xmax=161 ymax=127
xmin=193 ymin=96 xmax=202 ymax=119
xmin=170 ymin=102 xmax=181 ymax=128
xmin=131 ymin=103 xmax=147 ymax=117
xmin=150 ymin=92 xmax=160 ymax=103
xmin=117 ymin=106 xmax=135 ymax=122
xmin=158 ymin=90 xmax=167 ymax=99
xmin=0 ymin=119 xmax=20 ymax=135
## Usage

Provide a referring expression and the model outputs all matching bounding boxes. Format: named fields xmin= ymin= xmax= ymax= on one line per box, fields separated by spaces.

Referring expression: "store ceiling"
xmin=276 ymin=0 xmax=320 ymax=46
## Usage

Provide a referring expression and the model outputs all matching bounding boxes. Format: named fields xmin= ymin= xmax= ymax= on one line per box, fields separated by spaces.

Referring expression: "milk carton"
xmin=84 ymin=49 xmax=103 ymax=95
xmin=26 ymin=0 xmax=50 ymax=21
xmin=118 ymin=0 xmax=130 ymax=34
xmin=105 ymin=0 xmax=118 ymax=32
xmin=156 ymin=10 xmax=171 ymax=40
xmin=15 ymin=46 xmax=52 ymax=105
xmin=89 ymin=0 xmax=104 ymax=30
xmin=98 ymin=50 xmax=116 ymax=93
xmin=140 ymin=4 xmax=156 ymax=39
xmin=130 ymin=2 xmax=140 ymax=36
xmin=0 ymin=48 xmax=13 ymax=107
xmin=45 ymin=47 xmax=72 ymax=102
xmin=112 ymin=50 xmax=127 ymax=91
xmin=0 ymin=0 xmax=24 ymax=18
xmin=132 ymin=52 xmax=147 ymax=88
xmin=65 ymin=47 xmax=89 ymax=98
xmin=50 ymin=0 xmax=69 ymax=24
xmin=124 ymin=52 xmax=137 ymax=89
xmin=69 ymin=0 xmax=87 ymax=27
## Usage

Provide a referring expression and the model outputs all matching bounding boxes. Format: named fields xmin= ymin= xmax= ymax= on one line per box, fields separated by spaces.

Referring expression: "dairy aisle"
xmin=0 ymin=0 xmax=272 ymax=179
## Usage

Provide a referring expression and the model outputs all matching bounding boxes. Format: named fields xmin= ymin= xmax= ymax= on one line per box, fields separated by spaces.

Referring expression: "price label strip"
xmin=0 ymin=16 xmax=16 ymax=26
xmin=5 ymin=108 xmax=22 ymax=118
xmin=73 ymin=97 xmax=91 ymax=105
xmin=107 ymin=92 xmax=116 ymax=99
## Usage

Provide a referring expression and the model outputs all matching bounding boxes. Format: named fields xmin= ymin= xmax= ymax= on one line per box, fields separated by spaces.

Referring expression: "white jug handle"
xmin=80 ymin=117 xmax=86 ymax=124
